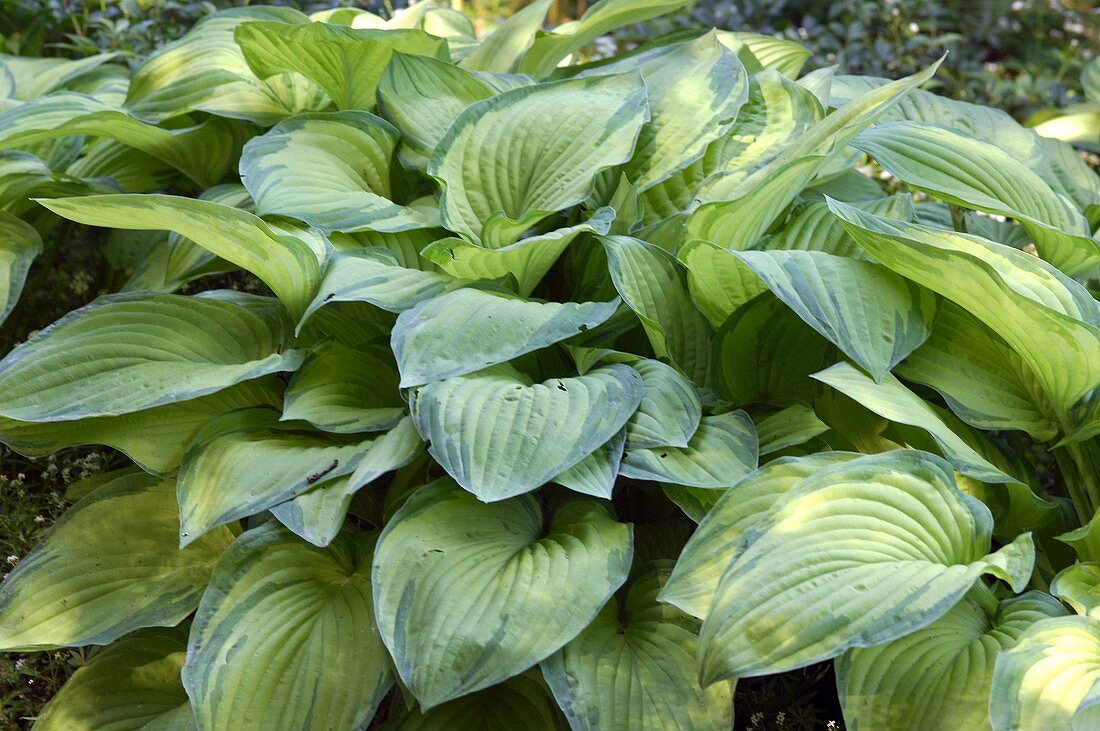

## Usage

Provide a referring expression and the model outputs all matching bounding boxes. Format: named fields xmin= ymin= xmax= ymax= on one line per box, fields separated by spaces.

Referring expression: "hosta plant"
xmin=1 ymin=1 xmax=1099 ymax=728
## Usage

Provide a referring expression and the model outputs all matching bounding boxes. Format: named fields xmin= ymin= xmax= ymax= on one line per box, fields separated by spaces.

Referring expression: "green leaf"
xmin=39 ymin=195 xmax=325 ymax=320
xmin=813 ymin=362 xmax=1026 ymax=487
xmin=0 ymin=211 xmax=41 ymax=327
xmin=373 ymin=479 xmax=632 ymax=708
xmin=896 ymin=302 xmax=1060 ymax=441
xmin=377 ymin=52 xmax=501 ymax=168
xmin=553 ymin=429 xmax=626 ymax=499
xmin=0 ymin=472 xmax=232 ymax=651
xmin=184 ymin=524 xmax=392 ymax=730
xmin=240 ymin=111 xmax=432 ymax=233
xmin=756 ymin=403 xmax=830 ymax=455
xmin=715 ymin=31 xmax=811 ymax=77
xmin=711 ymin=294 xmax=833 ymax=407
xmin=837 ymin=588 xmax=1068 ymax=731
xmin=392 ymin=288 xmax=619 ymax=387
xmin=620 ymin=411 xmax=758 ymax=488
xmin=0 ymin=51 xmax=119 ymax=101
xmin=732 ymin=249 xmax=936 ymax=381
xmin=677 ymin=240 xmax=770 ymax=327
xmin=0 ymin=379 xmax=280 ymax=474
xmin=854 ymin=121 xmax=1100 ymax=276
xmin=662 ymin=453 xmax=860 ymax=619
xmin=624 ymin=358 xmax=702 ymax=448
xmin=517 ymin=0 xmax=689 ymax=77
xmin=542 ymin=563 xmax=734 ymax=730
xmin=410 ymin=363 xmax=642 ymax=501
xmin=385 ymin=671 xmax=566 ymax=729
xmin=459 ymin=0 xmax=551 ymax=73
xmin=602 ymin=235 xmax=712 ymax=386
xmin=177 ymin=407 xmax=398 ymax=544
xmin=763 ymin=195 xmax=912 ymax=257
xmin=423 ymin=211 xmax=614 ymax=295
xmin=282 ymin=341 xmax=405 ymax=434
xmin=0 ymin=292 xmax=301 ymax=422
xmin=990 ymin=615 xmax=1100 ymax=730
xmin=35 ymin=627 xmax=196 ymax=731
xmin=1052 ymin=563 xmax=1100 ymax=618
xmin=235 ymin=21 xmax=447 ymax=111
xmin=829 ymin=199 xmax=1100 ymax=442
xmin=429 ymin=74 xmax=647 ymax=245
xmin=639 ymin=69 xmax=823 ymax=223
xmin=592 ymin=33 xmax=748 ymax=189
xmin=698 ymin=450 xmax=1035 ymax=681
xmin=301 ymin=248 xmax=467 ymax=326
xmin=271 ymin=417 xmax=423 ymax=546
xmin=125 ymin=7 xmax=318 ymax=124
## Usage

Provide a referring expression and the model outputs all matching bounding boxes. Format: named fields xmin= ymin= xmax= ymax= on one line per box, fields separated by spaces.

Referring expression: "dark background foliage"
xmin=0 ymin=0 xmax=1095 ymax=727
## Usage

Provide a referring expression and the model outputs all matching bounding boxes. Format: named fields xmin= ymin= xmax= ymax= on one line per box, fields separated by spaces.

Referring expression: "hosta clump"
xmin=1 ymin=0 xmax=1099 ymax=728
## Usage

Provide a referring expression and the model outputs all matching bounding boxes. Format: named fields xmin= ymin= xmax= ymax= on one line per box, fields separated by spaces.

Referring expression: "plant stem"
xmin=1054 ymin=438 xmax=1100 ymax=525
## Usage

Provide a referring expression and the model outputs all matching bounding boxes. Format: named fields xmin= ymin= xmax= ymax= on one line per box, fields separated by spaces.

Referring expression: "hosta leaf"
xmin=602 ymin=235 xmax=712 ymax=386
xmin=0 ymin=292 xmax=301 ymax=422
xmin=639 ymin=70 xmax=822 ymax=223
xmin=813 ymin=362 xmax=1024 ymax=487
xmin=711 ymin=294 xmax=833 ymax=407
xmin=763 ymin=195 xmax=912 ymax=258
xmin=990 ymin=615 xmax=1100 ymax=730
xmin=0 ymin=211 xmax=41 ymax=327
xmin=542 ymin=563 xmax=734 ymax=730
xmin=235 ymin=21 xmax=447 ymax=111
xmin=0 ymin=51 xmax=118 ymax=101
xmin=373 ymin=479 xmax=633 ymax=708
xmin=732 ymin=249 xmax=936 ymax=381
xmin=35 ymin=627 xmax=195 ymax=731
xmin=715 ymin=31 xmax=811 ymax=77
xmin=301 ymin=247 xmax=466 ymax=325
xmin=125 ymin=7 xmax=316 ymax=124
xmin=517 ymin=0 xmax=690 ymax=77
xmin=688 ymin=58 xmax=943 ymax=251
xmin=378 ymin=52 xmax=500 ymax=167
xmin=829 ymin=199 xmax=1100 ymax=442
xmin=283 ymin=341 xmax=404 ymax=433
xmin=0 ymin=379 xmax=280 ymax=474
xmin=39 ymin=194 xmax=325 ymax=319
xmin=677 ymin=240 xmax=770 ymax=327
xmin=410 ymin=363 xmax=643 ymax=501
xmin=240 ymin=111 xmax=431 ymax=233
xmin=756 ymin=403 xmax=830 ymax=455
xmin=459 ymin=0 xmax=552 ymax=73
xmin=271 ymin=417 xmax=423 ymax=546
xmin=0 ymin=473 xmax=232 ymax=651
xmin=591 ymin=33 xmax=748 ymax=189
xmin=393 ymin=288 xmax=619 ymax=387
xmin=385 ymin=671 xmax=565 ymax=730
xmin=1051 ymin=563 xmax=1100 ymax=618
xmin=423 ymin=211 xmax=614 ymax=295
xmin=122 ymin=183 xmax=254 ymax=293
xmin=897 ymin=302 xmax=1060 ymax=441
xmin=0 ymin=92 xmax=237 ymax=188
xmin=698 ymin=450 xmax=1036 ymax=681
xmin=429 ymin=74 xmax=647 ymax=245
xmin=854 ymin=121 xmax=1100 ymax=276
xmin=183 ymin=524 xmax=392 ymax=731
xmin=625 ymin=358 xmax=702 ymax=448
xmin=177 ymin=407 xmax=395 ymax=544
xmin=662 ymin=453 xmax=861 ymax=619
xmin=620 ymin=411 xmax=758 ymax=488
xmin=553 ymin=429 xmax=626 ymax=499
xmin=837 ymin=588 xmax=1068 ymax=731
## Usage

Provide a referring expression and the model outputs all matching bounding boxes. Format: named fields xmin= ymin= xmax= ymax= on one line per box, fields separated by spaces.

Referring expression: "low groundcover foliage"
xmin=1 ymin=0 xmax=1099 ymax=728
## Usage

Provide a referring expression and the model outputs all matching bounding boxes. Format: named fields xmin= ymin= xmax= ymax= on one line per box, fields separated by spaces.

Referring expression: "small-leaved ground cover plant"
xmin=0 ymin=0 xmax=1099 ymax=728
